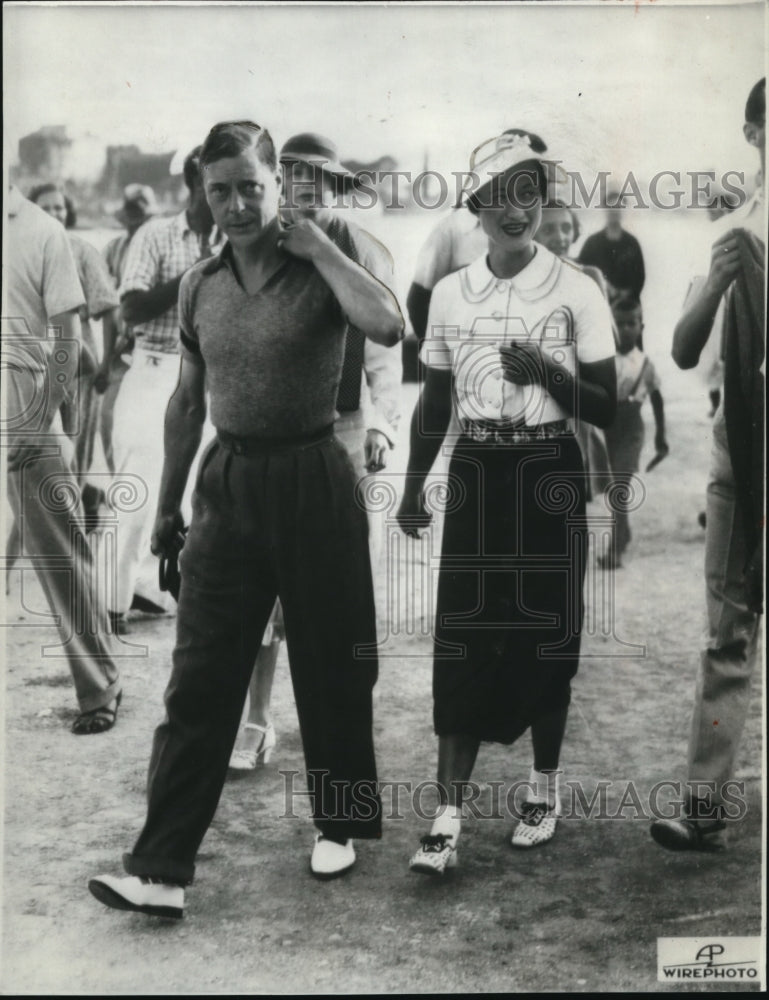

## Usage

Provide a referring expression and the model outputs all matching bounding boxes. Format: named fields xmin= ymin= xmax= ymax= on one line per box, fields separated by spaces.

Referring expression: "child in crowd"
xmin=601 ymin=297 xmax=668 ymax=568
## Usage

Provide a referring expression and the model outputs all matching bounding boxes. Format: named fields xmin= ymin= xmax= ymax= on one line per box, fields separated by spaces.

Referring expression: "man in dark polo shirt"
xmin=89 ymin=121 xmax=404 ymax=918
xmin=578 ymin=189 xmax=645 ymax=306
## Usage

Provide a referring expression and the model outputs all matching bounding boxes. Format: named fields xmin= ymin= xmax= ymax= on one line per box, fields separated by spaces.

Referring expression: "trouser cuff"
xmin=684 ymin=788 xmax=726 ymax=823
xmin=315 ymin=818 xmax=382 ymax=841
xmin=77 ymin=679 xmax=122 ymax=714
xmin=123 ymin=852 xmax=195 ymax=886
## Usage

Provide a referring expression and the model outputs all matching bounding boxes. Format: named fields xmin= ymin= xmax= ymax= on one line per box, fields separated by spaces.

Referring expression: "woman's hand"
xmin=499 ymin=342 xmax=546 ymax=386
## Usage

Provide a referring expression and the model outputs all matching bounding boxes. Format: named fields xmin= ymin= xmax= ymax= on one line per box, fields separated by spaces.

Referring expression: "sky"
xmin=3 ymin=2 xmax=767 ymax=184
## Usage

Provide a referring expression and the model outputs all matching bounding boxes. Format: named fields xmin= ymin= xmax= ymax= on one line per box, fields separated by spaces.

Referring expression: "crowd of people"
xmin=2 ymin=77 xmax=764 ymax=919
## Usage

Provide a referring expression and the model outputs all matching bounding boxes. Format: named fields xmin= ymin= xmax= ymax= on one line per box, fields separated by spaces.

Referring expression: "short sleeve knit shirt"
xmin=179 ymin=238 xmax=346 ymax=438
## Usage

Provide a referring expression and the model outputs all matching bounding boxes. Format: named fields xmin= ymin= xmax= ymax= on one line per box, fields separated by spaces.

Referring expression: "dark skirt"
xmin=433 ymin=433 xmax=587 ymax=744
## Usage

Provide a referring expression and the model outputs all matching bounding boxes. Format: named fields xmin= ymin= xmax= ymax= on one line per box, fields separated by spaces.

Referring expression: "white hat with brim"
xmin=460 ymin=132 xmax=566 ymax=206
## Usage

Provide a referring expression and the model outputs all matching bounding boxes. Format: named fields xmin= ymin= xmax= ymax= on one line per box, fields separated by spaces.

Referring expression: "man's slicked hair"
xmin=199 ymin=123 xmax=277 ymax=173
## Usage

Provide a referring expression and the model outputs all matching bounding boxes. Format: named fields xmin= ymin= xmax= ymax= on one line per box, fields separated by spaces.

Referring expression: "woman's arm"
xmin=407 ymin=282 xmax=432 ymax=344
xmin=500 ymin=344 xmax=617 ymax=428
xmin=396 ymin=367 xmax=454 ymax=535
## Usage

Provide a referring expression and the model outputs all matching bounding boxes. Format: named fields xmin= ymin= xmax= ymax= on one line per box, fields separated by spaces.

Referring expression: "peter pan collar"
xmin=461 ymin=244 xmax=562 ymax=302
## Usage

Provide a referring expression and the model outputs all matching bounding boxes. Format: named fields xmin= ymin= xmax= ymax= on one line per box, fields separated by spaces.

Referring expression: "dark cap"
xmin=116 ymin=183 xmax=159 ymax=224
xmin=279 ymin=132 xmax=358 ymax=190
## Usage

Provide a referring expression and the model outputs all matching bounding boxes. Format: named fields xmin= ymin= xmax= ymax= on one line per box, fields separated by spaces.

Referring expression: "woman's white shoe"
xmin=409 ymin=833 xmax=459 ymax=875
xmin=511 ymin=801 xmax=557 ymax=848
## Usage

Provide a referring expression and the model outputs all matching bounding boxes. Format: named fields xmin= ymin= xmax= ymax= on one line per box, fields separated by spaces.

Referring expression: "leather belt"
xmin=461 ymin=418 xmax=571 ymax=445
xmin=216 ymin=424 xmax=335 ymax=455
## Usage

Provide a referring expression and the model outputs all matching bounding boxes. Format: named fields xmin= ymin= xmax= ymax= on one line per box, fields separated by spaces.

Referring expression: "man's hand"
xmin=151 ymin=510 xmax=186 ymax=559
xmin=396 ymin=490 xmax=432 ymax=537
xmin=278 ymin=218 xmax=334 ymax=262
xmin=499 ymin=342 xmax=546 ymax=386
xmin=705 ymin=229 xmax=744 ymax=297
xmin=364 ymin=429 xmax=390 ymax=472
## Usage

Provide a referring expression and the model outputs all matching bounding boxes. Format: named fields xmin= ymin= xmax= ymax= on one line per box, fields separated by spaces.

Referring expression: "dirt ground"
xmin=1 ymin=373 xmax=763 ymax=995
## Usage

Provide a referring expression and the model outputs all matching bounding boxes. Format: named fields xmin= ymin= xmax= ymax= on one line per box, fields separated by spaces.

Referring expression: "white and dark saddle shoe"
xmin=409 ymin=833 xmax=459 ymax=875
xmin=88 ymin=874 xmax=184 ymax=919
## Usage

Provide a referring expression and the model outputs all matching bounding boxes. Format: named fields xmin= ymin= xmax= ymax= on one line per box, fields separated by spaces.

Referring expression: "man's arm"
xmin=279 ymin=220 xmax=403 ymax=346
xmin=396 ymin=367 xmax=454 ymax=534
xmin=6 ymin=310 xmax=82 ymax=471
xmin=93 ymin=308 xmax=120 ymax=393
xmin=672 ymin=228 xmax=743 ymax=369
xmin=151 ymin=356 xmax=207 ymax=557
xmin=650 ymin=389 xmax=667 ymax=449
xmin=407 ymin=283 xmax=432 ymax=344
xmin=408 ymin=215 xmax=461 ymax=344
xmin=46 ymin=309 xmax=83 ymax=416
xmin=121 ymin=276 xmax=185 ymax=326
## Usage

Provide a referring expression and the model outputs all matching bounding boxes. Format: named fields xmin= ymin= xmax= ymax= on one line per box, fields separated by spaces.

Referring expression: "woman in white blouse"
xmin=397 ymin=132 xmax=617 ymax=874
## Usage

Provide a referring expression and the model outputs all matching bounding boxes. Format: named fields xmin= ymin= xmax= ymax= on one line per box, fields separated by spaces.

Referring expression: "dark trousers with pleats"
xmin=124 ymin=427 xmax=381 ymax=885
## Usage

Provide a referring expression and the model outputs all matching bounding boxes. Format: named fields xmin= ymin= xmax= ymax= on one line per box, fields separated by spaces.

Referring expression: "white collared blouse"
xmin=420 ymin=245 xmax=615 ymax=427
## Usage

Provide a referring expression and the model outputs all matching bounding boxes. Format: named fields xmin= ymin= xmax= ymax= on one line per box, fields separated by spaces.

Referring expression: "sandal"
xmin=71 ymin=691 xmax=122 ymax=735
xmin=229 ymin=722 xmax=276 ymax=770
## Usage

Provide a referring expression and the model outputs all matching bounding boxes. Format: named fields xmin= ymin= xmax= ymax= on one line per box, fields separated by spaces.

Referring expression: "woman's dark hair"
xmin=199 ymin=122 xmax=277 ymax=174
xmin=466 ymin=128 xmax=549 ymax=214
xmin=28 ymin=183 xmax=77 ymax=228
xmin=541 ymin=197 xmax=580 ymax=242
xmin=745 ymin=77 xmax=765 ymax=125
xmin=467 ymin=160 xmax=548 ymax=215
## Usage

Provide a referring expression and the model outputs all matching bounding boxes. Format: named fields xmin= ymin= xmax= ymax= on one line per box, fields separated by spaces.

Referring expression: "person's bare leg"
xmin=410 ymin=734 xmax=481 ymax=871
xmin=531 ymin=705 xmax=568 ymax=774
xmin=436 ymin=733 xmax=482 ymax=808
xmin=232 ymin=639 xmax=280 ymax=756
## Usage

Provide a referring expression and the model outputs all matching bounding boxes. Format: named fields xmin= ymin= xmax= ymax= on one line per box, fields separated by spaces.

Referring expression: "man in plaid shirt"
xmin=108 ymin=146 xmax=219 ymax=633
